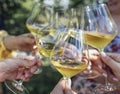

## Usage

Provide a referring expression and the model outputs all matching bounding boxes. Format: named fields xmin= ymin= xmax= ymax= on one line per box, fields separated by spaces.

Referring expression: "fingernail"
xmin=113 ymin=77 xmax=119 ymax=81
xmin=38 ymin=61 xmax=42 ymax=66
xmin=32 ymin=40 xmax=35 ymax=43
xmin=32 ymin=58 xmax=37 ymax=64
xmin=87 ymin=65 xmax=91 ymax=70
xmin=101 ymin=52 xmax=107 ymax=57
xmin=33 ymin=45 xmax=37 ymax=49
xmin=30 ymin=66 xmax=37 ymax=73
xmin=98 ymin=65 xmax=102 ymax=69
xmin=67 ymin=79 xmax=71 ymax=87
xmin=102 ymin=73 xmax=107 ymax=77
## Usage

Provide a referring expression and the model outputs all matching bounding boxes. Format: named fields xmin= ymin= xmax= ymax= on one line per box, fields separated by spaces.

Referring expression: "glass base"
xmin=94 ymin=84 xmax=120 ymax=94
xmin=4 ymin=80 xmax=29 ymax=94
xmin=79 ymin=69 xmax=101 ymax=79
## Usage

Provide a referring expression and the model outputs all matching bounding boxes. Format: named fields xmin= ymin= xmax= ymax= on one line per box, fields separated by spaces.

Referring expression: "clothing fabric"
xmin=0 ymin=30 xmax=12 ymax=60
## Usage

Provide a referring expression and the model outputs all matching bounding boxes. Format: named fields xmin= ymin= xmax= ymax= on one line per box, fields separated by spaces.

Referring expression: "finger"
xmin=16 ymin=71 xmax=25 ymax=79
xmin=101 ymin=52 xmax=120 ymax=72
xmin=90 ymin=56 xmax=103 ymax=68
xmin=19 ymin=45 xmax=34 ymax=51
xmin=87 ymin=49 xmax=101 ymax=66
xmin=107 ymin=71 xmax=119 ymax=82
xmin=64 ymin=48 xmax=77 ymax=59
xmin=92 ymin=65 xmax=106 ymax=75
xmin=30 ymin=66 xmax=38 ymax=73
xmin=24 ymin=69 xmax=33 ymax=78
xmin=20 ymin=37 xmax=35 ymax=44
xmin=65 ymin=89 xmax=77 ymax=94
xmin=22 ymin=77 xmax=30 ymax=82
xmin=16 ymin=56 xmax=36 ymax=67
xmin=88 ymin=49 xmax=100 ymax=56
xmin=50 ymin=78 xmax=65 ymax=94
xmin=107 ymin=53 xmax=120 ymax=63
xmin=21 ymin=33 xmax=34 ymax=39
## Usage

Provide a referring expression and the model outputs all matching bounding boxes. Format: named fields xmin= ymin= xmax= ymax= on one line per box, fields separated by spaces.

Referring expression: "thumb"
xmin=64 ymin=79 xmax=77 ymax=94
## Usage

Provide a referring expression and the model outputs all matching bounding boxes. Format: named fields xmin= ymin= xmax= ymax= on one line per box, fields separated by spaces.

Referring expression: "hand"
xmin=50 ymin=78 xmax=77 ymax=94
xmin=0 ymin=56 xmax=41 ymax=82
xmin=3 ymin=33 xmax=35 ymax=51
xmin=83 ymin=49 xmax=106 ymax=76
xmin=88 ymin=49 xmax=120 ymax=81
xmin=101 ymin=52 xmax=120 ymax=81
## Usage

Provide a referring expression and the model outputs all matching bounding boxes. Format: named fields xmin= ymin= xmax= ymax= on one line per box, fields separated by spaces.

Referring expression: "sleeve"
xmin=0 ymin=30 xmax=13 ymax=60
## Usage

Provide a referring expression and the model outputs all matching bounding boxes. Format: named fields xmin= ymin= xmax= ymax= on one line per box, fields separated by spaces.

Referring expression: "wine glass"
xmin=4 ymin=1 xmax=47 ymax=94
xmin=26 ymin=0 xmax=72 ymax=65
xmin=83 ymin=3 xmax=118 ymax=93
xmin=50 ymin=5 xmax=89 ymax=88
xmin=4 ymin=51 xmax=30 ymax=94
xmin=26 ymin=0 xmax=58 ymax=62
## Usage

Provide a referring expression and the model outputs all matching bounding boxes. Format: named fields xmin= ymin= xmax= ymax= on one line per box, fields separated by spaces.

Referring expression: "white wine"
xmin=37 ymin=42 xmax=55 ymax=57
xmin=51 ymin=46 xmax=88 ymax=78
xmin=26 ymin=24 xmax=56 ymax=37
xmin=26 ymin=24 xmax=57 ymax=57
xmin=26 ymin=24 xmax=40 ymax=37
xmin=51 ymin=59 xmax=88 ymax=78
xmin=85 ymin=32 xmax=115 ymax=50
xmin=50 ymin=30 xmax=88 ymax=78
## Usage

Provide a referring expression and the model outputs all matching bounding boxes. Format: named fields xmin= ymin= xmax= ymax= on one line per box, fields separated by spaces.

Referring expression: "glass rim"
xmin=84 ymin=3 xmax=107 ymax=11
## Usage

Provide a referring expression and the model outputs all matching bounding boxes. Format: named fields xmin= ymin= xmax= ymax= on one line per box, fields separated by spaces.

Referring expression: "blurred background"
xmin=0 ymin=0 xmax=105 ymax=94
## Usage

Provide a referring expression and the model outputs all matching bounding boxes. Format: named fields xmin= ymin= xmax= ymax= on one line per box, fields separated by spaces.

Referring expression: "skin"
xmin=0 ymin=33 xmax=42 ymax=82
xmin=88 ymin=49 xmax=120 ymax=81
xmin=101 ymin=52 xmax=120 ymax=81
xmin=51 ymin=50 xmax=120 ymax=93
xmin=0 ymin=56 xmax=41 ymax=82
xmin=108 ymin=0 xmax=120 ymax=15
xmin=3 ymin=33 xmax=35 ymax=51
xmin=50 ymin=78 xmax=77 ymax=94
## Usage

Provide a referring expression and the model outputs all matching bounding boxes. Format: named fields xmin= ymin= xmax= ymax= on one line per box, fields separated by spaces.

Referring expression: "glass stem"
xmin=105 ymin=71 xmax=110 ymax=88
xmin=63 ymin=77 xmax=71 ymax=89
xmin=99 ymin=49 xmax=110 ymax=88
xmin=18 ymin=80 xmax=23 ymax=86
xmin=99 ymin=49 xmax=113 ymax=90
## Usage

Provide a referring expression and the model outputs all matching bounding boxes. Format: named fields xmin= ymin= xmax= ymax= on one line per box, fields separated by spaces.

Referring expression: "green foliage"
xmin=0 ymin=0 xmax=34 ymax=35
xmin=24 ymin=66 xmax=62 ymax=94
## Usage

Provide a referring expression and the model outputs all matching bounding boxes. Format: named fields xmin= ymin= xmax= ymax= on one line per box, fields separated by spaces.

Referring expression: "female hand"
xmin=100 ymin=52 xmax=120 ymax=81
xmin=0 ymin=56 xmax=41 ymax=82
xmin=83 ymin=49 xmax=106 ymax=76
xmin=3 ymin=33 xmax=35 ymax=51
xmin=88 ymin=49 xmax=120 ymax=81
xmin=50 ymin=78 xmax=77 ymax=94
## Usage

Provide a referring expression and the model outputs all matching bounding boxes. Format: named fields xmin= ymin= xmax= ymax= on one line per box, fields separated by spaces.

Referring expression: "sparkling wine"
xmin=85 ymin=32 xmax=116 ymax=50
